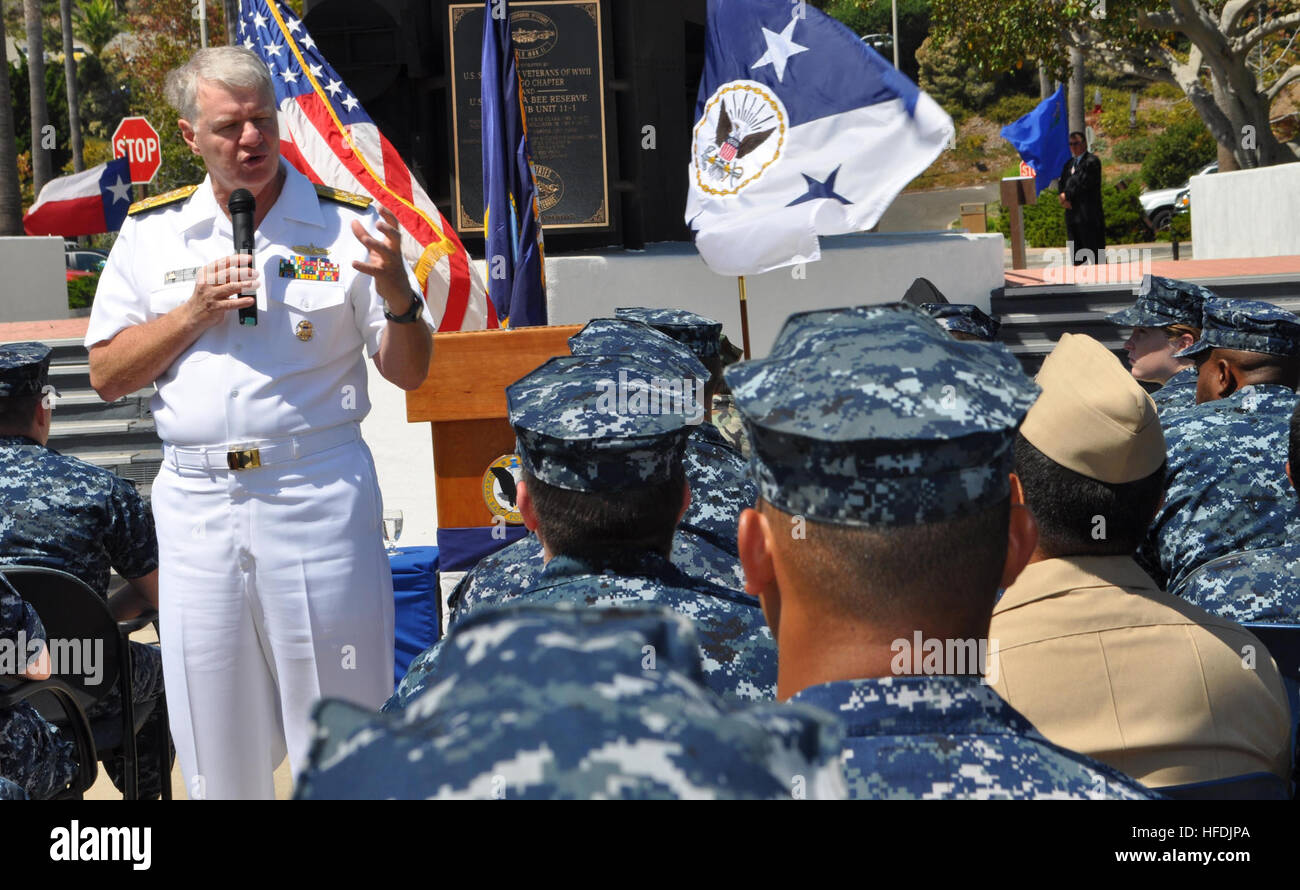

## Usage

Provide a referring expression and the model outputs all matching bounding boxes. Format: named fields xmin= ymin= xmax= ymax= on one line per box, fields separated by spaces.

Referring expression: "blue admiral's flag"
xmin=1001 ymin=85 xmax=1071 ymax=195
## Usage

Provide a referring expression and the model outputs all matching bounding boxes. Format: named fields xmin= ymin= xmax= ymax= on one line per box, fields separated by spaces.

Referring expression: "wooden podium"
xmin=407 ymin=325 xmax=583 ymax=529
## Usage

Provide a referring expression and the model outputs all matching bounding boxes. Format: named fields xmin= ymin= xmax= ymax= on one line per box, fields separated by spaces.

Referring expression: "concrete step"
xmin=50 ymin=387 xmax=152 ymax=419
xmin=47 ymin=360 xmax=92 ymax=390
xmin=991 ymin=273 xmax=1300 ymax=373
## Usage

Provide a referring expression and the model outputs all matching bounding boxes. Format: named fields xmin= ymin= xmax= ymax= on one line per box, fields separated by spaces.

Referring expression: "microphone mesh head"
xmin=227 ymin=188 xmax=255 ymax=214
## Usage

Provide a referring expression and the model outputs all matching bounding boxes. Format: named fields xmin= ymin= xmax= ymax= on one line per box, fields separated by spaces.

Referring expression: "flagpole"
xmin=737 ymin=276 xmax=751 ymax=360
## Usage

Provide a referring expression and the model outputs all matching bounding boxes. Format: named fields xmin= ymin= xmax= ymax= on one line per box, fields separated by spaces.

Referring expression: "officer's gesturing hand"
xmin=186 ymin=254 xmax=259 ymax=332
xmin=351 ymin=206 xmax=414 ymax=314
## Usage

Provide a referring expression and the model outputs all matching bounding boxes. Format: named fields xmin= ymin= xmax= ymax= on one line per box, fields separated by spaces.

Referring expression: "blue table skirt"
xmin=390 ymin=545 xmax=440 ymax=687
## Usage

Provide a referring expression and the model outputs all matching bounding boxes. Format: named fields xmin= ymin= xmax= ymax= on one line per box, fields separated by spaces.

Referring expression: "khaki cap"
xmin=1020 ymin=333 xmax=1166 ymax=484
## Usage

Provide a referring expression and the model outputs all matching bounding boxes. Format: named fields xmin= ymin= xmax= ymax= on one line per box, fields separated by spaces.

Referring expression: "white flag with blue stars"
xmin=686 ymin=0 xmax=954 ymax=276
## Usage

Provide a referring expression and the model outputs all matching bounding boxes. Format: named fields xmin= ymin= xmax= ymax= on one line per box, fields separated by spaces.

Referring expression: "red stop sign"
xmin=112 ymin=117 xmax=162 ymax=185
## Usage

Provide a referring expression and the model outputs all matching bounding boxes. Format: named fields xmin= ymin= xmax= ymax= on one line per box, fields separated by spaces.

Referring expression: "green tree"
xmin=23 ymin=0 xmax=52 ymax=195
xmin=0 ymin=10 xmax=23 ymax=233
xmin=916 ymin=33 xmax=996 ymax=109
xmin=73 ymin=0 xmax=120 ymax=56
xmin=930 ymin=0 xmax=1300 ymax=168
xmin=824 ymin=0 xmax=932 ymax=80
xmin=120 ymin=0 xmax=228 ymax=192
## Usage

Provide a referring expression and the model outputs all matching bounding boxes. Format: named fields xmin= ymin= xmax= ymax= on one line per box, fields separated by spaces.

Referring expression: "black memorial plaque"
xmin=449 ymin=1 xmax=612 ymax=233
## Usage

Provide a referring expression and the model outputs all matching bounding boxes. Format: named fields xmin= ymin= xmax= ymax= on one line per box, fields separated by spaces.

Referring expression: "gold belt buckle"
xmin=226 ymin=448 xmax=262 ymax=470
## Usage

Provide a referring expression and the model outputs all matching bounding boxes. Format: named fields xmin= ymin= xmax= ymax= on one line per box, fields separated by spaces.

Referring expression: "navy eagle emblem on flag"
xmin=693 ymin=81 xmax=787 ymax=195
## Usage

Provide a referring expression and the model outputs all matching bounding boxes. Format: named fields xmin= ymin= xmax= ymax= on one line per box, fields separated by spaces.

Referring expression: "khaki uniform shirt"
xmin=988 ymin=555 xmax=1292 ymax=788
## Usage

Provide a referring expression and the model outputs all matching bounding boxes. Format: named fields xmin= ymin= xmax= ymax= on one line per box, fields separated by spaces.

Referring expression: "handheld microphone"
xmin=228 ymin=188 xmax=257 ymax=326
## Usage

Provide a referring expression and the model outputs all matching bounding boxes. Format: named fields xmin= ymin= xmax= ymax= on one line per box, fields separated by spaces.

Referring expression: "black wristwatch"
xmin=384 ymin=291 xmax=424 ymax=324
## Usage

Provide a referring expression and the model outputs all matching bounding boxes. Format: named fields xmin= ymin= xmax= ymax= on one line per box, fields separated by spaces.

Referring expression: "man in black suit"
xmin=1058 ymin=131 xmax=1105 ymax=265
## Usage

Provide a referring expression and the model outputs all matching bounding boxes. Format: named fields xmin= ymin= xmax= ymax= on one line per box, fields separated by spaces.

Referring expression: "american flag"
xmin=237 ymin=0 xmax=496 ymax=331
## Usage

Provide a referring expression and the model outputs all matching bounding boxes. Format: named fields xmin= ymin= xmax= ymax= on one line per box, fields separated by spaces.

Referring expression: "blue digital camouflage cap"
xmin=920 ymin=303 xmax=1001 ymax=341
xmin=296 ymin=604 xmax=847 ymax=800
xmin=568 ymin=318 xmax=709 ymax=384
xmin=614 ymin=307 xmax=723 ymax=361
xmin=1106 ymin=275 xmax=1214 ymax=329
xmin=508 ymin=354 xmax=696 ymax=492
xmin=725 ymin=303 xmax=1041 ymax=526
xmin=1175 ymin=297 xmax=1300 ymax=358
xmin=0 ymin=342 xmax=52 ymax=398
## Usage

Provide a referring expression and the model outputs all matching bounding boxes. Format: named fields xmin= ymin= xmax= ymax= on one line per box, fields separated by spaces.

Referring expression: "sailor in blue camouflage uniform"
xmin=0 ymin=572 xmax=78 ymax=799
xmin=300 ymin=605 xmax=845 ymax=799
xmin=1138 ymin=298 xmax=1300 ymax=593
xmin=0 ymin=342 xmax=171 ymax=797
xmin=727 ymin=303 xmax=1158 ymax=798
xmin=1177 ymin=399 xmax=1300 ymax=623
xmin=442 ymin=316 xmax=750 ymax=632
xmin=394 ymin=353 xmax=776 ymax=711
xmin=920 ymin=303 xmax=1001 ymax=342
xmin=612 ymin=308 xmax=756 ymax=555
xmin=1106 ymin=274 xmax=1212 ymax=419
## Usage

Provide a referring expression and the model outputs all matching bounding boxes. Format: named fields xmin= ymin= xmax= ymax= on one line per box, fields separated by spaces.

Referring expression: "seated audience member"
xmin=709 ymin=334 xmax=750 ymax=459
xmin=611 ymin=308 xmax=755 ymax=554
xmin=0 ymin=343 xmax=171 ymax=797
xmin=1139 ymin=298 xmax=1300 ymax=592
xmin=392 ymin=353 xmax=776 ymax=711
xmin=298 ymin=605 xmax=845 ymax=800
xmin=446 ymin=317 xmax=749 ymax=630
xmin=920 ymin=302 xmax=1001 ymax=342
xmin=1 ymin=574 xmax=77 ymax=799
xmin=729 ymin=305 xmax=1156 ymax=799
xmin=990 ymin=333 xmax=1292 ymax=790
xmin=1178 ymin=399 xmax=1300 ymax=623
xmin=1105 ymin=274 xmax=1211 ymax=418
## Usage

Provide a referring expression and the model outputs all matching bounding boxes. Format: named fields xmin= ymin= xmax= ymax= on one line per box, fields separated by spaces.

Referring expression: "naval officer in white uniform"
xmin=85 ymin=46 xmax=434 ymax=799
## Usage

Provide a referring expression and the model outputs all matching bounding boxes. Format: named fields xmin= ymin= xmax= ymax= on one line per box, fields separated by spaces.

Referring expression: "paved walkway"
xmin=1004 ymin=249 xmax=1300 ymax=288
xmin=0 ymin=316 xmax=89 ymax=343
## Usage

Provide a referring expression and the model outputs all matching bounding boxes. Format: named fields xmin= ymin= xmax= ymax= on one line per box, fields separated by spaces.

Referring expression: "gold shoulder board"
xmin=314 ymin=183 xmax=373 ymax=210
xmin=127 ymin=185 xmax=199 ymax=217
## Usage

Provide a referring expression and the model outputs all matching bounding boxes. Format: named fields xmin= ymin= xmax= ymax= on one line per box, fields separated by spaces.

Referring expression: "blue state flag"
xmin=1001 ymin=86 xmax=1071 ymax=195
xmin=686 ymin=0 xmax=954 ymax=277
xmin=482 ymin=0 xmax=547 ymax=327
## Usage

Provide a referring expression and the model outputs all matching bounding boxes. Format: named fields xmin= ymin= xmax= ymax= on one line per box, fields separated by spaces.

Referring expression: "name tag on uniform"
xmin=163 ymin=267 xmax=199 ymax=285
xmin=279 ymin=256 xmax=340 ymax=282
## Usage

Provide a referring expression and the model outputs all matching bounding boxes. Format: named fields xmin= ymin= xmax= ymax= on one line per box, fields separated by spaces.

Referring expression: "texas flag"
xmin=23 ymin=157 xmax=133 ymax=237
xmin=686 ymin=0 xmax=954 ymax=276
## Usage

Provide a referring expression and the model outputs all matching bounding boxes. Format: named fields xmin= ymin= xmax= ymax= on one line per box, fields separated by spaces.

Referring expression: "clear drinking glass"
xmin=382 ymin=509 xmax=404 ymax=554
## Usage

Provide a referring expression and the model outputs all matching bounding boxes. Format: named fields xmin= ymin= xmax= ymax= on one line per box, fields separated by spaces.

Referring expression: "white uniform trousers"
xmin=152 ymin=434 xmax=395 ymax=800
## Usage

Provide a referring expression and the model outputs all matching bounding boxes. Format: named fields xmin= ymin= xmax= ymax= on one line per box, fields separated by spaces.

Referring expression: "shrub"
xmin=1102 ymin=178 xmax=1147 ymax=245
xmin=991 ymin=180 xmax=1148 ymax=248
xmin=1112 ymin=136 xmax=1151 ymax=164
xmin=1142 ymin=118 xmax=1217 ymax=189
xmin=917 ymin=34 xmax=995 ymax=110
xmin=986 ymin=93 xmax=1040 ymax=125
xmin=68 ymin=271 xmax=101 ymax=310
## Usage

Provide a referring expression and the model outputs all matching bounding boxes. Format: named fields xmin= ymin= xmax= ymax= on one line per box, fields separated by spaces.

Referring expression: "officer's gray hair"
xmin=164 ymin=46 xmax=276 ymax=123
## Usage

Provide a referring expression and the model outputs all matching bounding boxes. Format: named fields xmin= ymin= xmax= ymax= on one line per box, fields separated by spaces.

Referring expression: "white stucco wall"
xmin=0 ymin=237 xmax=70 ymax=323
xmin=1192 ymin=162 xmax=1300 ymax=260
xmin=364 ymin=231 xmax=1005 ymax=546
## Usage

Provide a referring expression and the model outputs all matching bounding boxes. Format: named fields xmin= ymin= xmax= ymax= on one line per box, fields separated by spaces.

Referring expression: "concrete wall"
xmin=1192 ymin=162 xmax=1300 ymax=260
xmin=364 ymin=231 xmax=1006 ymax=546
xmin=544 ymin=232 xmax=1004 ymax=358
xmin=0 ymin=237 xmax=69 ymax=323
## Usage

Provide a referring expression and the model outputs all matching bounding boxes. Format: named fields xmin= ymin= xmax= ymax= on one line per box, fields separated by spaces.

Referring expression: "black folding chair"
xmin=0 ymin=672 xmax=98 ymax=799
xmin=0 ymin=566 xmax=171 ymax=800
